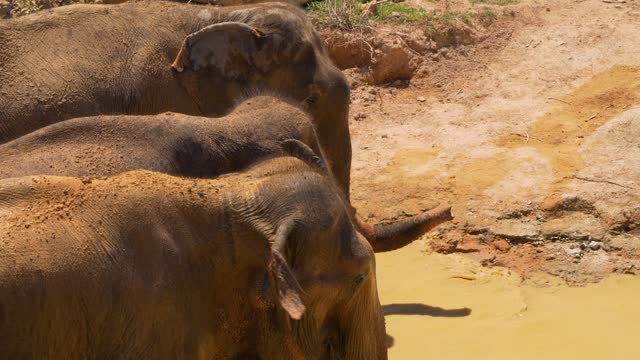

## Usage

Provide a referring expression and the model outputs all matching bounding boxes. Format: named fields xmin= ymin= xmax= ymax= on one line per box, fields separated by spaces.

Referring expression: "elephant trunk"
xmin=356 ymin=206 xmax=453 ymax=253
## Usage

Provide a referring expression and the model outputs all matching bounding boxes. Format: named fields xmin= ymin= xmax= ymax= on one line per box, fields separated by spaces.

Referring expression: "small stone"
xmin=565 ymin=248 xmax=582 ymax=258
xmin=391 ymin=11 xmax=401 ymax=17
xmin=353 ymin=113 xmax=367 ymax=121
xmin=492 ymin=240 xmax=511 ymax=252
xmin=588 ymin=241 xmax=602 ymax=251
xmin=546 ymin=255 xmax=556 ymax=260
xmin=368 ymin=88 xmax=377 ymax=95
xmin=457 ymin=235 xmax=482 ymax=253
xmin=416 ymin=96 xmax=426 ymax=102
xmin=429 ymin=238 xmax=456 ymax=253
xmin=480 ymin=255 xmax=496 ymax=266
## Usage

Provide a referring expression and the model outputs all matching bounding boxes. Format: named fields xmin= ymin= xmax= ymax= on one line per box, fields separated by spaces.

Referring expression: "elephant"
xmin=0 ymin=155 xmax=387 ymax=359
xmin=0 ymin=96 xmax=452 ymax=252
xmin=0 ymin=1 xmax=352 ymax=193
xmin=0 ymin=96 xmax=323 ymax=179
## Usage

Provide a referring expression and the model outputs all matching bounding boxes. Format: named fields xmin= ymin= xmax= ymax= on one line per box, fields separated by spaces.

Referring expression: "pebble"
xmin=588 ymin=241 xmax=602 ymax=251
xmin=492 ymin=240 xmax=511 ymax=252
xmin=353 ymin=113 xmax=367 ymax=121
xmin=565 ymin=248 xmax=582 ymax=258
xmin=416 ymin=96 xmax=426 ymax=102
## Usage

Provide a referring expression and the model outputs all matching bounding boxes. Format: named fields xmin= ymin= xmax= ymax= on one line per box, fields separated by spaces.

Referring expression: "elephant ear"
xmin=271 ymin=250 xmax=305 ymax=320
xmin=268 ymin=220 xmax=305 ymax=319
xmin=281 ymin=139 xmax=329 ymax=174
xmin=171 ymin=22 xmax=266 ymax=76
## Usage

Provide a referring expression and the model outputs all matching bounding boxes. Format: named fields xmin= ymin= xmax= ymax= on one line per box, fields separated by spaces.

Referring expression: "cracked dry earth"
xmin=345 ymin=0 xmax=640 ymax=358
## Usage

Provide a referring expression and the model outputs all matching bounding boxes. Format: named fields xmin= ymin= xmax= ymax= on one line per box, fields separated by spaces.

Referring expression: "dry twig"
xmin=509 ymin=132 xmax=542 ymax=143
xmin=548 ymin=97 xmax=572 ymax=106
xmin=569 ymin=175 xmax=634 ymax=189
xmin=587 ymin=104 xmax=615 ymax=121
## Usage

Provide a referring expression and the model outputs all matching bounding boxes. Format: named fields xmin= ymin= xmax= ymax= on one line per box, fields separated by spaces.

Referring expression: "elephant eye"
xmin=305 ymin=95 xmax=318 ymax=105
xmin=354 ymin=274 xmax=365 ymax=286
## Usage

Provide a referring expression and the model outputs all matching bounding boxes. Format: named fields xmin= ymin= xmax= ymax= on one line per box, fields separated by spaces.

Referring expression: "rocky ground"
xmin=332 ymin=0 xmax=640 ymax=285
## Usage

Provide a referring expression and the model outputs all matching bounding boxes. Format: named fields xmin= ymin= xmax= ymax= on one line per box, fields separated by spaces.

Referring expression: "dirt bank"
xmin=317 ymin=0 xmax=520 ymax=85
xmin=349 ymin=0 xmax=640 ymax=284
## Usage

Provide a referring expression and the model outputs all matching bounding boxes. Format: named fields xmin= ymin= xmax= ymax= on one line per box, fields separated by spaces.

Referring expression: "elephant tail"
xmin=355 ymin=205 xmax=453 ymax=253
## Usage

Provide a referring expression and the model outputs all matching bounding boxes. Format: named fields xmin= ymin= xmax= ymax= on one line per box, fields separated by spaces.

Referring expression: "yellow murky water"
xmin=377 ymin=241 xmax=640 ymax=359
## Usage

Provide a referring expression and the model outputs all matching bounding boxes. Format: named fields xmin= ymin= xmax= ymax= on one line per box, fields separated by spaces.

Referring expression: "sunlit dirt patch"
xmin=496 ymin=65 xmax=640 ymax=204
xmin=352 ymin=65 xmax=640 ymax=282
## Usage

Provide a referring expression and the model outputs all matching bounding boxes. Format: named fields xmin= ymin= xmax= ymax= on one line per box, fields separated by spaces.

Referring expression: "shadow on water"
xmin=385 ymin=334 xmax=395 ymax=349
xmin=384 ymin=303 xmax=471 ymax=349
xmin=383 ymin=303 xmax=472 ymax=317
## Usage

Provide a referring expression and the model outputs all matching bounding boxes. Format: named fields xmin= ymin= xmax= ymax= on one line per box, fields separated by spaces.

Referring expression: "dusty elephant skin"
xmin=0 ymin=157 xmax=387 ymax=359
xmin=0 ymin=96 xmax=323 ymax=179
xmin=0 ymin=96 xmax=452 ymax=252
xmin=0 ymin=1 xmax=351 ymax=193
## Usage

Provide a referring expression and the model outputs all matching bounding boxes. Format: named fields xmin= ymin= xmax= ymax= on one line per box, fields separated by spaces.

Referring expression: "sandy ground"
xmin=347 ymin=0 xmax=640 ymax=357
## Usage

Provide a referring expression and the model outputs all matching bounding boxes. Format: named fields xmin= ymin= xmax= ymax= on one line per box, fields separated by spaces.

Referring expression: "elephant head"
xmin=170 ymin=9 xmax=353 ymax=194
xmin=274 ymin=193 xmax=387 ymax=360
xmin=240 ymin=156 xmax=388 ymax=359
xmin=170 ymin=19 xmax=317 ymax=114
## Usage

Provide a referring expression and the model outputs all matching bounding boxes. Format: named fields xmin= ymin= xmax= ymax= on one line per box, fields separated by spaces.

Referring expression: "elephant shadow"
xmin=383 ymin=303 xmax=472 ymax=317
xmin=383 ymin=303 xmax=472 ymax=349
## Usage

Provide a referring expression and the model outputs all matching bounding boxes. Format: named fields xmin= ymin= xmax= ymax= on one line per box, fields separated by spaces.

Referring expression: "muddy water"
xmin=377 ymin=241 xmax=640 ymax=359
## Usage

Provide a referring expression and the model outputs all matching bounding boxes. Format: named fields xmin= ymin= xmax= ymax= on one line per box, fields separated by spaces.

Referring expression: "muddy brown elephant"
xmin=0 ymin=156 xmax=387 ymax=359
xmin=0 ymin=96 xmax=452 ymax=252
xmin=0 ymin=1 xmax=351 ymax=193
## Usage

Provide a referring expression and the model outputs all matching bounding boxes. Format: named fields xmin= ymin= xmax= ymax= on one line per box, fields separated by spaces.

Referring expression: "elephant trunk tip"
xmin=362 ymin=205 xmax=453 ymax=253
